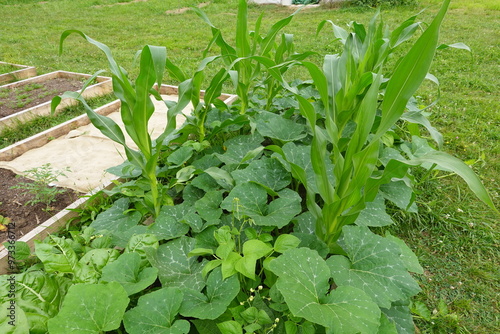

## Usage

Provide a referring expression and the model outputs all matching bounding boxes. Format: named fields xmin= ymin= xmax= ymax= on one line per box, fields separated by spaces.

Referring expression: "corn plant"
xmin=192 ymin=0 xmax=312 ymax=116
xmin=271 ymin=0 xmax=497 ymax=251
xmin=53 ymin=32 xmax=193 ymax=217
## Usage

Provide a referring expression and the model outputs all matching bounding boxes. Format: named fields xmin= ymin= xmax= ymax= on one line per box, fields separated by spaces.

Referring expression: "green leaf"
xmin=221 ymin=183 xmax=301 ymax=228
xmin=403 ymin=150 xmax=499 ymax=214
xmin=254 ymin=189 xmax=302 ymax=228
xmin=376 ymin=0 xmax=450 ymax=139
xmin=216 ymin=134 xmax=263 ymax=165
xmin=292 ymin=233 xmax=329 ymax=259
xmin=195 ymin=190 xmax=224 ymax=222
xmin=354 ymin=193 xmax=394 ymax=227
xmin=202 ymin=259 xmax=222 ymax=278
xmin=79 ymin=248 xmax=120 ymax=273
xmin=254 ymin=111 xmax=307 ymax=142
xmin=146 ymin=237 xmax=206 ymax=291
xmin=274 ymin=234 xmax=301 ymax=253
xmin=383 ymin=302 xmax=415 ymax=334
xmin=89 ymin=198 xmax=142 ymax=232
xmin=168 ymin=146 xmax=194 ymax=166
xmin=217 ymin=321 xmax=243 ymax=334
xmin=377 ymin=314 xmax=398 ymax=334
xmin=222 ymin=252 xmax=241 ymax=279
xmin=410 ymin=300 xmax=431 ymax=322
xmin=233 ymin=239 xmax=273 ymax=279
xmin=100 ymin=252 xmax=158 ymax=296
xmin=232 ymin=157 xmax=291 ymax=192
xmin=189 ymin=248 xmax=215 ymax=257
xmin=192 ymin=319 xmax=222 ymax=334
xmin=124 ymin=287 xmax=190 ymax=334
xmin=221 ymin=182 xmax=267 ymax=220
xmin=385 ymin=233 xmax=423 ymax=274
xmin=0 ymin=301 xmax=29 ymax=334
xmin=34 ymin=237 xmax=78 ymax=274
xmin=329 ymin=226 xmax=421 ymax=309
xmin=148 ymin=204 xmax=191 ymax=240
xmin=47 ymin=282 xmax=129 ymax=334
xmin=35 ymin=236 xmax=98 ymax=283
xmin=293 ymin=211 xmax=315 ymax=234
xmin=401 ymin=110 xmax=444 ymax=148
xmin=4 ymin=241 xmax=30 ymax=261
xmin=269 ymin=248 xmax=380 ymax=333
xmin=380 ymin=180 xmax=416 ymax=212
xmin=125 ymin=233 xmax=159 ymax=260
xmin=243 ymin=239 xmax=273 ymax=259
xmin=180 ymin=268 xmax=239 ymax=319
xmin=204 ymin=167 xmax=235 ymax=190
xmin=437 ymin=42 xmax=471 ymax=52
xmin=0 ymin=271 xmax=70 ymax=333
xmin=282 ymin=142 xmax=334 ymax=194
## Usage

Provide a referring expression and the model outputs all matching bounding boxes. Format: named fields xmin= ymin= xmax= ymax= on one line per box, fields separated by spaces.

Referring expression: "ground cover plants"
xmin=0 ymin=0 xmax=499 ymax=333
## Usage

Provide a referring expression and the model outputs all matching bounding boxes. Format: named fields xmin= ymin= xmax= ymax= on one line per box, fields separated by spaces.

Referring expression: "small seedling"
xmin=11 ymin=164 xmax=71 ymax=210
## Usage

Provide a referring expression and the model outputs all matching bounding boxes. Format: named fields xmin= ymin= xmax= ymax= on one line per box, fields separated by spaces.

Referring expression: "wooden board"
xmin=0 ymin=71 xmax=112 ymax=130
xmin=0 ymin=85 xmax=236 ymax=274
xmin=0 ymin=61 xmax=37 ymax=85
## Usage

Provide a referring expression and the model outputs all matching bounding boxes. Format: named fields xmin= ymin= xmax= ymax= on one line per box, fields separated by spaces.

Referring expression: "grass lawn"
xmin=1 ymin=0 xmax=498 ymax=332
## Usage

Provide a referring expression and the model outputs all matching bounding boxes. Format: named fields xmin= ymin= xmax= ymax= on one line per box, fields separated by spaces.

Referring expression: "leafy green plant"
xmin=192 ymin=0 xmax=312 ymax=117
xmin=11 ymin=163 xmax=70 ymax=210
xmin=3 ymin=1 xmax=498 ymax=334
xmin=53 ymin=35 xmax=192 ymax=217
xmin=268 ymin=0 xmax=497 ymax=252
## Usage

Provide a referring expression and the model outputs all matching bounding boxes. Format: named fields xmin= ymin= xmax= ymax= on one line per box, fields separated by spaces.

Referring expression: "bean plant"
xmin=2 ymin=1 xmax=498 ymax=333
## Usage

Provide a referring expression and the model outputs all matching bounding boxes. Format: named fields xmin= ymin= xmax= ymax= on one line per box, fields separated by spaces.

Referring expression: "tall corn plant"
xmin=274 ymin=0 xmax=497 ymax=251
xmin=53 ymin=31 xmax=192 ymax=217
xmin=192 ymin=0 xmax=311 ymax=115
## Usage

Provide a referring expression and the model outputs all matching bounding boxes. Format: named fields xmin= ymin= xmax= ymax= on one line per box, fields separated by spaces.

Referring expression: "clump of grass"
xmin=0 ymin=93 xmax=116 ymax=149
xmin=0 ymin=63 xmax=19 ymax=74
xmin=380 ymin=167 xmax=500 ymax=333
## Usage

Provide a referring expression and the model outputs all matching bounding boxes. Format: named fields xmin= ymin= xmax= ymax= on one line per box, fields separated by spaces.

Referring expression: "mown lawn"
xmin=1 ymin=0 xmax=498 ymax=332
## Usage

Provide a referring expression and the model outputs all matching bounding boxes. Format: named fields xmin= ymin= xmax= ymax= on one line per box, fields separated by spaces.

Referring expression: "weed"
xmin=11 ymin=163 xmax=71 ymax=210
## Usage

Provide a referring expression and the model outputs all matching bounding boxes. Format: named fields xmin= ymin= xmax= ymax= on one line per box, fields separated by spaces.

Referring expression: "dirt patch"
xmin=0 ymin=168 xmax=81 ymax=244
xmin=0 ymin=78 xmax=83 ymax=119
xmin=93 ymin=0 xmax=148 ymax=8
xmin=165 ymin=2 xmax=210 ymax=15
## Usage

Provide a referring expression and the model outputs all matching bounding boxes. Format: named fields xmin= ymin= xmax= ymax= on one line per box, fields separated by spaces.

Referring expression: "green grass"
xmin=0 ymin=63 xmax=19 ymax=74
xmin=0 ymin=94 xmax=116 ymax=149
xmin=0 ymin=0 xmax=498 ymax=332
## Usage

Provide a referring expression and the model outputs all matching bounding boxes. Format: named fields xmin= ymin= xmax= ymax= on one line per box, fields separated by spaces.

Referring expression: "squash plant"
xmin=1 ymin=1 xmax=497 ymax=333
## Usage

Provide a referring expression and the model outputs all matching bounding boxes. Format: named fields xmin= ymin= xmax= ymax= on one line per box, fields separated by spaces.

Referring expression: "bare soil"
xmin=0 ymin=78 xmax=83 ymax=119
xmin=165 ymin=2 xmax=210 ymax=15
xmin=0 ymin=168 xmax=81 ymax=244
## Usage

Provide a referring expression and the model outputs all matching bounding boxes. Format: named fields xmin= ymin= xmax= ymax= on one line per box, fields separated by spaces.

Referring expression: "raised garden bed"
xmin=0 ymin=100 xmax=120 ymax=273
xmin=0 ymin=61 xmax=36 ymax=85
xmin=0 ymin=85 xmax=236 ymax=273
xmin=0 ymin=70 xmax=112 ymax=130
